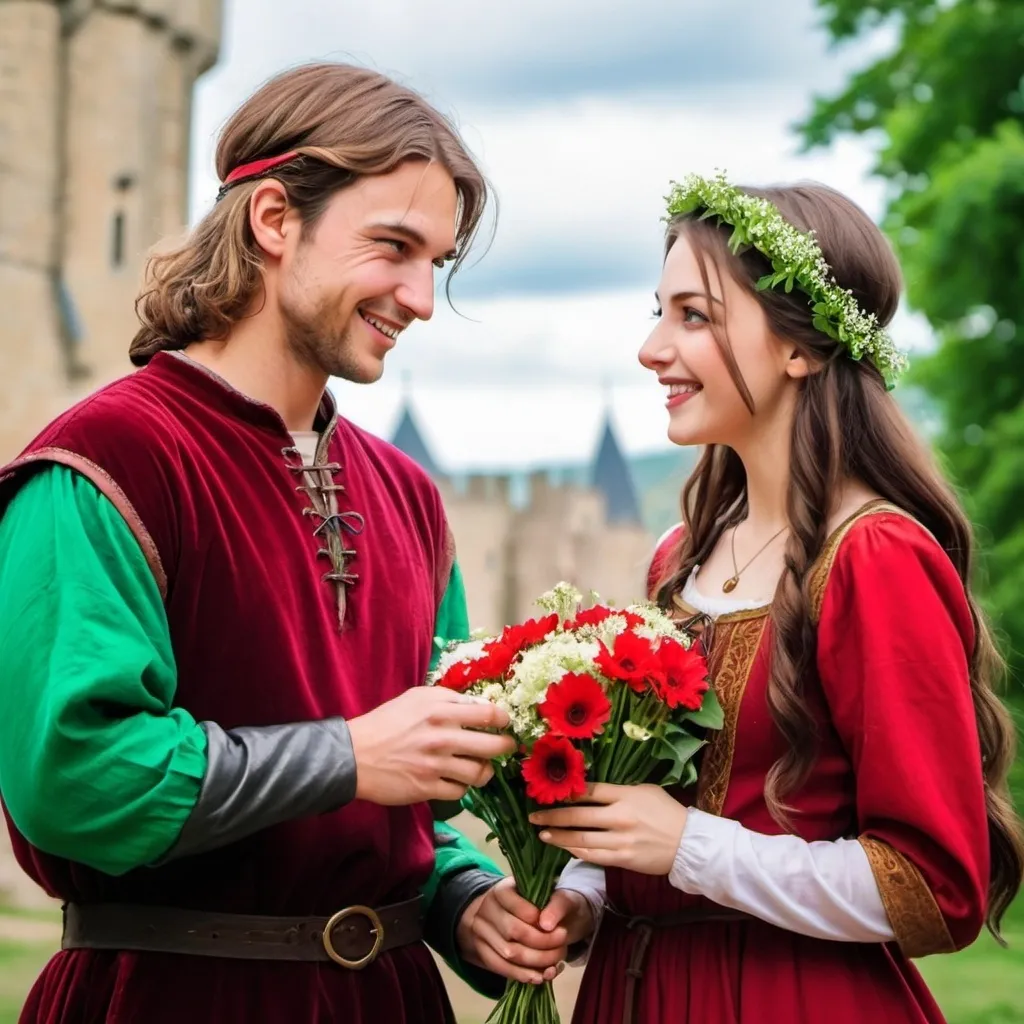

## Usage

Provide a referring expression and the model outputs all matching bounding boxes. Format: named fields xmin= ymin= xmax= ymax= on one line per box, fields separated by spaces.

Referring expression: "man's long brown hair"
xmin=655 ymin=183 xmax=1024 ymax=940
xmin=131 ymin=63 xmax=490 ymax=365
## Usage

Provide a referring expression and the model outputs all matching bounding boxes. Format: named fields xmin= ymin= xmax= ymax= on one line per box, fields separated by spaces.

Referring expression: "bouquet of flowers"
xmin=429 ymin=583 xmax=722 ymax=1024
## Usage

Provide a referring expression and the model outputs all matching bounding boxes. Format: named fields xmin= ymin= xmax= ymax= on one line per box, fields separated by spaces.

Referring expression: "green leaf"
xmin=684 ymin=686 xmax=724 ymax=730
xmin=652 ymin=722 xmax=707 ymax=787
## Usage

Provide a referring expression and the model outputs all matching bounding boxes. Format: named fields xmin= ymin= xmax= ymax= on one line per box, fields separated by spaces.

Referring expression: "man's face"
xmin=275 ymin=159 xmax=458 ymax=384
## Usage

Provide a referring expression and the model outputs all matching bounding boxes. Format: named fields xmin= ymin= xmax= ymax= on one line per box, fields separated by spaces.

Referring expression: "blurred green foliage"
xmin=801 ymin=13 xmax=1024 ymax=1011
xmin=801 ymin=0 xmax=1024 ymax=693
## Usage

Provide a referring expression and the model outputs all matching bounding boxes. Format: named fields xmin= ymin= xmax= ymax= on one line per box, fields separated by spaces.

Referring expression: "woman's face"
xmin=638 ymin=231 xmax=806 ymax=451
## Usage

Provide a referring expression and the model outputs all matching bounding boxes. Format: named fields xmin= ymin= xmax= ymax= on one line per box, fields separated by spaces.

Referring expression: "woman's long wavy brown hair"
xmin=130 ymin=62 xmax=490 ymax=365
xmin=654 ymin=182 xmax=1023 ymax=940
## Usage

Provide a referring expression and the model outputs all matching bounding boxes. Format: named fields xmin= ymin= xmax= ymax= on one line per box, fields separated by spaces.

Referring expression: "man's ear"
xmin=248 ymin=180 xmax=294 ymax=259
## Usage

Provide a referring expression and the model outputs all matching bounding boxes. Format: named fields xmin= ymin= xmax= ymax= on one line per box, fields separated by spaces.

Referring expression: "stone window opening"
xmin=111 ymin=211 xmax=126 ymax=269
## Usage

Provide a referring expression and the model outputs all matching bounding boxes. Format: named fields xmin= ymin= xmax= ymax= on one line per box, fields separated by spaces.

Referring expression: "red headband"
xmin=217 ymin=151 xmax=300 ymax=199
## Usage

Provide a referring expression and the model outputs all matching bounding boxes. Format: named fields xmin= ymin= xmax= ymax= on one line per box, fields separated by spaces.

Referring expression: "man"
xmin=0 ymin=63 xmax=569 ymax=1022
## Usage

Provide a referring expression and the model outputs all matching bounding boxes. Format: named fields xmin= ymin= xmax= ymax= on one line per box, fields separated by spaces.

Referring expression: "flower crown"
xmin=664 ymin=172 xmax=908 ymax=389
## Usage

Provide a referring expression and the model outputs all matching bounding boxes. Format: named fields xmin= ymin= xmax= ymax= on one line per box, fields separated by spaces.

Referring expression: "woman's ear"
xmin=785 ymin=348 xmax=812 ymax=380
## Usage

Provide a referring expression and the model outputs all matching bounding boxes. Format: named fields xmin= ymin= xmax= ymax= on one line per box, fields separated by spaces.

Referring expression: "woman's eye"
xmin=379 ymin=239 xmax=406 ymax=254
xmin=651 ymin=306 xmax=663 ymax=319
xmin=683 ymin=307 xmax=708 ymax=324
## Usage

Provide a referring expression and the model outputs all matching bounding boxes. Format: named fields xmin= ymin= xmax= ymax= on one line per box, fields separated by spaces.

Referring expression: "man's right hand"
xmin=347 ymin=687 xmax=515 ymax=805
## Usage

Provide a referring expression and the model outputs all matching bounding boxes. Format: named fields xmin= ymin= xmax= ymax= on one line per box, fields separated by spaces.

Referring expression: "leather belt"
xmin=606 ymin=904 xmax=754 ymax=1024
xmin=62 ymin=896 xmax=425 ymax=970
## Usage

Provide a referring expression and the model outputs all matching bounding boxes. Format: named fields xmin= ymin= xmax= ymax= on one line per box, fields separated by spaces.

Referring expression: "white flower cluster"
xmin=535 ymin=580 xmax=584 ymax=621
xmin=503 ymin=634 xmax=603 ymax=739
xmin=630 ymin=600 xmax=689 ymax=645
xmin=664 ymin=171 xmax=909 ymax=390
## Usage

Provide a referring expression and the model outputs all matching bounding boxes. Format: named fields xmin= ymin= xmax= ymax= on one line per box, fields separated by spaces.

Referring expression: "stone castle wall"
xmin=0 ymin=0 xmax=221 ymax=462
xmin=0 ymin=0 xmax=223 ymax=907
xmin=441 ymin=471 xmax=654 ymax=636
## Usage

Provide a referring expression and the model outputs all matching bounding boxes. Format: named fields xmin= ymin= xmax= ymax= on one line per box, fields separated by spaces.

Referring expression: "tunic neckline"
xmin=672 ymin=498 xmax=906 ymax=625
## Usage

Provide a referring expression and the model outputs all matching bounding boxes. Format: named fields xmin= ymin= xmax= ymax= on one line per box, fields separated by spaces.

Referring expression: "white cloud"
xmin=441 ymin=94 xmax=888 ymax=297
xmin=196 ymin=0 xmax=889 ymax=117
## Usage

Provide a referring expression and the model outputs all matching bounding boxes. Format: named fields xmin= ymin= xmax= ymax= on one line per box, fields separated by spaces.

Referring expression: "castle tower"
xmin=0 ymin=0 xmax=223 ymax=462
xmin=391 ymin=400 xmax=444 ymax=480
xmin=510 ymin=415 xmax=652 ymax=617
xmin=388 ymin=397 xmax=520 ymax=633
xmin=591 ymin=412 xmax=642 ymax=525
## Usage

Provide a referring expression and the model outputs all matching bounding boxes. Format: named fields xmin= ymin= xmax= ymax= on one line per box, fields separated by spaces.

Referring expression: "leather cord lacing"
xmin=282 ymin=445 xmax=364 ymax=629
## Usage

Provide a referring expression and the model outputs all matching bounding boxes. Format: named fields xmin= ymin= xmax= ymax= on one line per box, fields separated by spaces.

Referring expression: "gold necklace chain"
xmin=723 ymin=523 xmax=788 ymax=594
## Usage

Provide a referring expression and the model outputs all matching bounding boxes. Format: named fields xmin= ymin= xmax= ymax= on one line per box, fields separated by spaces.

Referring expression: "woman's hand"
xmin=530 ymin=783 xmax=688 ymax=875
xmin=456 ymin=878 xmax=586 ymax=984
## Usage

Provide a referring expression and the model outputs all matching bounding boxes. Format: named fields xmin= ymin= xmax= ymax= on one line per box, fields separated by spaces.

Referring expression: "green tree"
xmin=800 ymin=0 xmax=1024 ymax=684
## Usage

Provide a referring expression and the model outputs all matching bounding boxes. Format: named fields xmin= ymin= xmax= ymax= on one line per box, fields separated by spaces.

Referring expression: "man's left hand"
xmin=456 ymin=878 xmax=577 ymax=984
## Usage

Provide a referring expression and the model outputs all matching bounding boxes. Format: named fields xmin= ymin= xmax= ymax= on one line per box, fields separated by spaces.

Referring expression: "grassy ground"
xmin=918 ymin=911 xmax=1024 ymax=1024
xmin=915 ymin=753 xmax=1024 ymax=1024
xmin=0 ymin=939 xmax=52 ymax=1022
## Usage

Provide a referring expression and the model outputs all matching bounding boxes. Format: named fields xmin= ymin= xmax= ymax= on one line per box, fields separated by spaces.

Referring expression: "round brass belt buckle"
xmin=322 ymin=905 xmax=384 ymax=969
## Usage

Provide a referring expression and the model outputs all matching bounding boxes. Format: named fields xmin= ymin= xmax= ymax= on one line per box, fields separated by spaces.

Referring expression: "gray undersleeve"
xmin=157 ymin=717 xmax=357 ymax=862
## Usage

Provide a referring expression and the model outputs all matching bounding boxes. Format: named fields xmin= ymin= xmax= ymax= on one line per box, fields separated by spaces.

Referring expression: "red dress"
xmin=0 ymin=354 xmax=456 ymax=1023
xmin=572 ymin=502 xmax=989 ymax=1024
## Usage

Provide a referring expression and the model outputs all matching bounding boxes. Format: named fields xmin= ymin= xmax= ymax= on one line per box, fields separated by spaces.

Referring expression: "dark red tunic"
xmin=0 ymin=353 xmax=456 ymax=1023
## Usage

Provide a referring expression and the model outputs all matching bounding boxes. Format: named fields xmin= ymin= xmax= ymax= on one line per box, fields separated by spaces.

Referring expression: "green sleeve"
xmin=430 ymin=558 xmax=471 ymax=672
xmin=0 ymin=466 xmax=206 ymax=875
xmin=422 ymin=561 xmax=506 ymax=996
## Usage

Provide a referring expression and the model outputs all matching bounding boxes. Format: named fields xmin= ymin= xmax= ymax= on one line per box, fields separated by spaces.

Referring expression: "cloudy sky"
xmin=188 ymin=0 xmax=924 ymax=471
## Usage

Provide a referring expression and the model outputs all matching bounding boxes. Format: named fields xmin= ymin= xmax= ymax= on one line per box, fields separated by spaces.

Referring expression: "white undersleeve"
xmin=556 ymin=807 xmax=894 ymax=946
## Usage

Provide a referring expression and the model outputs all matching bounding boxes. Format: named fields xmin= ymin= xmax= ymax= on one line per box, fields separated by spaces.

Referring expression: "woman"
xmin=524 ymin=175 xmax=1024 ymax=1023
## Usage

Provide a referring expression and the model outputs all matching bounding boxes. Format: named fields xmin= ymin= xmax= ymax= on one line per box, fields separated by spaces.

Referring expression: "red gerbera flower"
xmin=538 ymin=673 xmax=612 ymax=739
xmin=570 ymin=607 xmax=645 ymax=630
xmin=595 ymin=631 xmax=662 ymax=694
xmin=435 ymin=660 xmax=481 ymax=692
xmin=499 ymin=613 xmax=559 ymax=655
xmin=478 ymin=640 xmax=517 ymax=679
xmin=521 ymin=734 xmax=587 ymax=804
xmin=654 ymin=638 xmax=710 ymax=710
xmin=436 ymin=640 xmax=517 ymax=692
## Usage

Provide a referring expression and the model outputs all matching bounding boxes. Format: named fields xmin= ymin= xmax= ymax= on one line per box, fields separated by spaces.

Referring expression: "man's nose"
xmin=395 ymin=262 xmax=436 ymax=323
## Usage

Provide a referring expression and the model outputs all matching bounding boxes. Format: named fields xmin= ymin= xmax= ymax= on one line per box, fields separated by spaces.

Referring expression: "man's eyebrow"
xmin=368 ymin=222 xmax=456 ymax=262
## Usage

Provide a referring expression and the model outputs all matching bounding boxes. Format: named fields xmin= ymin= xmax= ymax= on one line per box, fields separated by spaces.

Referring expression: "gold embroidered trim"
xmin=859 ymin=836 xmax=955 ymax=958
xmin=696 ymin=614 xmax=768 ymax=816
xmin=808 ymin=500 xmax=915 ymax=623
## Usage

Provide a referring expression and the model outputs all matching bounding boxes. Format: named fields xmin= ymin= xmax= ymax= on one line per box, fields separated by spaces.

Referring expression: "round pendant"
xmin=722 ymin=576 xmax=739 ymax=594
